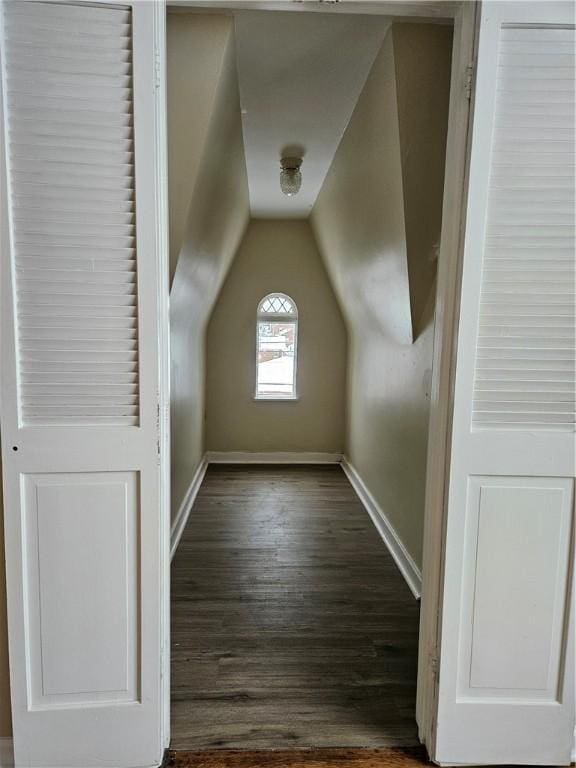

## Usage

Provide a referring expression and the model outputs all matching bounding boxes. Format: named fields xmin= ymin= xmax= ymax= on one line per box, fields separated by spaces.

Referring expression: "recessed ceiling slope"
xmin=234 ymin=11 xmax=389 ymax=218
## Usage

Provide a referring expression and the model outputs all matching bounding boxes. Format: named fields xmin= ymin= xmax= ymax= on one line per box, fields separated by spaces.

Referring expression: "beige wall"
xmin=206 ymin=220 xmax=347 ymax=454
xmin=394 ymin=24 xmax=453 ymax=337
xmin=0 ymin=474 xmax=12 ymax=737
xmin=167 ymin=12 xmax=232 ymax=284
xmin=170 ymin=18 xmax=250 ymax=518
xmin=311 ymin=25 xmax=451 ymax=568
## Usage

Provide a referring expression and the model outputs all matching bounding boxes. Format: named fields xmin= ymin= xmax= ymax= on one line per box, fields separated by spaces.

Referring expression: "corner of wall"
xmin=310 ymin=23 xmax=453 ymax=571
xmin=392 ymin=22 xmax=453 ymax=341
xmin=167 ymin=13 xmax=234 ymax=285
xmin=169 ymin=14 xmax=249 ymax=519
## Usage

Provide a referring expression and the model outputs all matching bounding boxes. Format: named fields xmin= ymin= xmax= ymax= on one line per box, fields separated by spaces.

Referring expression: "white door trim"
xmin=152 ymin=0 xmax=171 ymax=750
xmin=168 ymin=0 xmax=459 ymax=19
xmin=415 ymin=0 xmax=478 ymax=752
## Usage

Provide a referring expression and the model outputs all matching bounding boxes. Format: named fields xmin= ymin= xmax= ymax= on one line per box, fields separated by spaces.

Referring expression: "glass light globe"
xmin=280 ymin=158 xmax=302 ymax=196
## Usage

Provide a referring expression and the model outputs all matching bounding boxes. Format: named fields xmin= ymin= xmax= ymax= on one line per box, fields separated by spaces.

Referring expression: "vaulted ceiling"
xmin=233 ymin=11 xmax=390 ymax=217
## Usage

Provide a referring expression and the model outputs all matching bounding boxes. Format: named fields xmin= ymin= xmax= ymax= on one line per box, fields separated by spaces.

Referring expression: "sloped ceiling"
xmin=234 ymin=10 xmax=389 ymax=217
xmin=393 ymin=23 xmax=453 ymax=338
xmin=169 ymin=16 xmax=250 ymax=514
xmin=167 ymin=13 xmax=232 ymax=281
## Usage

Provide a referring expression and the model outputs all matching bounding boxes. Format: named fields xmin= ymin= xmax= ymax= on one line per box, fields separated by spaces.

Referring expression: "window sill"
xmin=253 ymin=396 xmax=300 ymax=402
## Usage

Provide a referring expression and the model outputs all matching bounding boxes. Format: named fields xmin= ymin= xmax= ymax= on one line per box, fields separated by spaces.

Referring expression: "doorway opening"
xmin=167 ymin=0 xmax=464 ymax=757
xmin=2 ymin=2 xmax=574 ymax=765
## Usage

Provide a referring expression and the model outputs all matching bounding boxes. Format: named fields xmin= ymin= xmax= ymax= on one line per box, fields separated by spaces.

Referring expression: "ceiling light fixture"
xmin=280 ymin=157 xmax=302 ymax=197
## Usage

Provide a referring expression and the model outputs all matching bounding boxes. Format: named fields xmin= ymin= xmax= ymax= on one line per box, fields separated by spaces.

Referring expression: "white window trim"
xmin=255 ymin=293 xmax=298 ymax=401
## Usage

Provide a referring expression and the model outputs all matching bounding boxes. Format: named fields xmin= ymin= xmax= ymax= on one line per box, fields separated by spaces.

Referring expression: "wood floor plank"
xmin=164 ymin=747 xmax=431 ymax=768
xmin=164 ymin=748 xmax=548 ymax=768
xmin=171 ymin=465 xmax=420 ymax=751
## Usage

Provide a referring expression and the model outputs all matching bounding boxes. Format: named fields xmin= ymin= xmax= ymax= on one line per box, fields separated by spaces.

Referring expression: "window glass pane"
xmin=257 ymin=320 xmax=296 ymax=397
xmin=260 ymin=296 xmax=294 ymax=315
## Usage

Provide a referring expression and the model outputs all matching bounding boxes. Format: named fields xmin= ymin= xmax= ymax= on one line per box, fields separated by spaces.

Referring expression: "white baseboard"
xmin=0 ymin=738 xmax=13 ymax=768
xmin=341 ymin=457 xmax=422 ymax=600
xmin=206 ymin=451 xmax=343 ymax=464
xmin=170 ymin=455 xmax=208 ymax=560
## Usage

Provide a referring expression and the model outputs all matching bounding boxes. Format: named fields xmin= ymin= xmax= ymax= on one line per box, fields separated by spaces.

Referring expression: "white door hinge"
xmin=429 ymin=649 xmax=440 ymax=689
xmin=154 ymin=48 xmax=161 ymax=90
xmin=156 ymin=401 xmax=161 ymax=463
xmin=465 ymin=61 xmax=475 ymax=100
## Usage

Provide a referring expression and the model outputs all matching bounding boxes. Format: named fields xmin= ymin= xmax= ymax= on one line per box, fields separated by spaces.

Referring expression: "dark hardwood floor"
xmin=164 ymin=747 xmax=430 ymax=768
xmin=163 ymin=749 xmax=545 ymax=768
xmin=171 ymin=465 xmax=420 ymax=751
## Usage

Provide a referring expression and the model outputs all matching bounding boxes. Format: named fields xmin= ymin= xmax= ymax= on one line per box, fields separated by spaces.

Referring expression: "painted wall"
xmin=167 ymin=12 xmax=232 ymax=284
xmin=394 ymin=24 xmax=453 ymax=337
xmin=311 ymin=24 xmax=452 ymax=568
xmin=206 ymin=220 xmax=347 ymax=454
xmin=0 ymin=477 xmax=11 ymax=737
xmin=170 ymin=18 xmax=250 ymax=518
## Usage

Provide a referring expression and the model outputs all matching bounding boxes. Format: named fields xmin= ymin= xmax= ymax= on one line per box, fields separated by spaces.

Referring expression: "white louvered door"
xmin=432 ymin=2 xmax=575 ymax=765
xmin=0 ymin=1 xmax=168 ymax=767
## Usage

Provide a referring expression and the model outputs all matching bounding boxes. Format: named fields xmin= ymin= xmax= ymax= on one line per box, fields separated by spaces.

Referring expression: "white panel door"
xmin=0 ymin=1 xmax=168 ymax=766
xmin=433 ymin=2 xmax=575 ymax=765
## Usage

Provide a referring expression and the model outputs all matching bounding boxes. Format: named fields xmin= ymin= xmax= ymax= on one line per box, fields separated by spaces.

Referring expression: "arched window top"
xmin=258 ymin=292 xmax=297 ymax=318
xmin=255 ymin=293 xmax=298 ymax=399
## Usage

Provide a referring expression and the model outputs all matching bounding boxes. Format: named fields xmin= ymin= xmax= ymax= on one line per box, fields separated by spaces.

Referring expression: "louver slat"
xmin=471 ymin=27 xmax=576 ymax=432
xmin=3 ymin=2 xmax=139 ymax=427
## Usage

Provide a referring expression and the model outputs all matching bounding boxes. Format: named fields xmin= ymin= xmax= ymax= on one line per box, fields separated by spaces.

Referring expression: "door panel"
xmin=24 ymin=472 xmax=139 ymax=707
xmin=434 ymin=2 xmax=575 ymax=764
xmin=0 ymin=1 xmax=167 ymax=766
xmin=462 ymin=477 xmax=572 ymax=699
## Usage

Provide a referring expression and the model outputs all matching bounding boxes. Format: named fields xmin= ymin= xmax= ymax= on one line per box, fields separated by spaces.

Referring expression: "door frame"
xmin=163 ymin=0 xmax=478 ymax=759
xmin=0 ymin=0 xmax=476 ymax=762
xmin=415 ymin=1 xmax=478 ymax=753
xmin=152 ymin=0 xmax=172 ymax=751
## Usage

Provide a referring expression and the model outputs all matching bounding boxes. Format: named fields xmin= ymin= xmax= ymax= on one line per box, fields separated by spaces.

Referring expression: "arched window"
xmin=256 ymin=293 xmax=298 ymax=399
